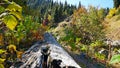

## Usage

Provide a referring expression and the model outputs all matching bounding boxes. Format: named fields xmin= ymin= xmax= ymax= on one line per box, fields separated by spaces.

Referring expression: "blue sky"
xmin=53 ymin=0 xmax=113 ymax=8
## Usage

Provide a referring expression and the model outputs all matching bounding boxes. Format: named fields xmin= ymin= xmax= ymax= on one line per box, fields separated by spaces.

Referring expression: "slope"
xmin=104 ymin=15 xmax=120 ymax=41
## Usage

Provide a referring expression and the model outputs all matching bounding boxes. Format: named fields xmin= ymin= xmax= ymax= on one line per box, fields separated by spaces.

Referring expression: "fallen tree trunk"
xmin=10 ymin=33 xmax=81 ymax=68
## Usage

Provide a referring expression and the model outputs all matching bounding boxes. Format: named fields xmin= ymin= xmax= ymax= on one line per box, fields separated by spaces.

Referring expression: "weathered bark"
xmin=10 ymin=33 xmax=81 ymax=68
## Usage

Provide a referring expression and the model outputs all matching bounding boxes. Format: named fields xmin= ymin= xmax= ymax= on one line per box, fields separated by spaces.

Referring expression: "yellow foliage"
xmin=6 ymin=2 xmax=22 ymax=13
xmin=78 ymin=7 xmax=87 ymax=14
xmin=106 ymin=8 xmax=117 ymax=19
xmin=10 ymin=11 xmax=22 ymax=20
xmin=0 ymin=58 xmax=5 ymax=64
xmin=0 ymin=64 xmax=4 ymax=68
xmin=7 ymin=44 xmax=16 ymax=52
xmin=72 ymin=7 xmax=87 ymax=24
xmin=3 ymin=15 xmax=18 ymax=30
xmin=0 ymin=49 xmax=6 ymax=54
xmin=1 ymin=1 xmax=22 ymax=30
xmin=16 ymin=51 xmax=24 ymax=59
xmin=48 ymin=14 xmax=52 ymax=21
xmin=73 ymin=7 xmax=87 ymax=17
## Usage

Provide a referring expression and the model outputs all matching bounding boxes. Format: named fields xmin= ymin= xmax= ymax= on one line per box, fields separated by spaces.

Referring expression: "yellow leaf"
xmin=0 ymin=64 xmax=4 ymax=68
xmin=6 ymin=2 xmax=22 ymax=13
xmin=0 ymin=58 xmax=5 ymax=64
xmin=7 ymin=44 xmax=16 ymax=52
xmin=3 ymin=15 xmax=17 ymax=30
xmin=10 ymin=11 xmax=22 ymax=20
xmin=48 ymin=14 xmax=52 ymax=21
xmin=0 ymin=49 xmax=6 ymax=54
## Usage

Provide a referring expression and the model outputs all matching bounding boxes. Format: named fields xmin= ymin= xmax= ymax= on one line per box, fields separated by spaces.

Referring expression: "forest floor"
xmin=69 ymin=52 xmax=107 ymax=68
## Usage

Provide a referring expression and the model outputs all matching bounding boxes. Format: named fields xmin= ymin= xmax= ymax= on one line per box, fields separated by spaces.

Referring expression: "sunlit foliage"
xmin=0 ymin=0 xmax=45 ymax=67
xmin=106 ymin=8 xmax=117 ymax=18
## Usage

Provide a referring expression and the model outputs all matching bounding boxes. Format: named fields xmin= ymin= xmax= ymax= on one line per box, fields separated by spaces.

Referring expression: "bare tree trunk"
xmin=10 ymin=33 xmax=81 ymax=68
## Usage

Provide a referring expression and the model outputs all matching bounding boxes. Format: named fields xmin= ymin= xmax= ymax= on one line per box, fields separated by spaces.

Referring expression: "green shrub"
xmin=110 ymin=54 xmax=120 ymax=64
xmin=95 ymin=52 xmax=106 ymax=60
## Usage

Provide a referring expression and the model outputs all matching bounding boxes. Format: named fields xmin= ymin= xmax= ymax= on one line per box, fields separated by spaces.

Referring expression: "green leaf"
xmin=110 ymin=54 xmax=120 ymax=64
xmin=76 ymin=38 xmax=81 ymax=43
xmin=81 ymin=45 xmax=87 ymax=51
xmin=9 ymin=11 xmax=22 ymax=20
xmin=0 ymin=6 xmax=5 ymax=14
xmin=70 ymin=43 xmax=76 ymax=49
xmin=6 ymin=2 xmax=22 ymax=13
xmin=3 ymin=15 xmax=17 ymax=30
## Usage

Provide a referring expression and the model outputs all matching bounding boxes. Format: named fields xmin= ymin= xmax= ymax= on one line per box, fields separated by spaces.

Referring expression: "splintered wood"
xmin=10 ymin=33 xmax=81 ymax=68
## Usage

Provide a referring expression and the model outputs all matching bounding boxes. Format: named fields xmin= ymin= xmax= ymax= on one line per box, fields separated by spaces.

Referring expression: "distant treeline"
xmin=26 ymin=0 xmax=79 ymax=23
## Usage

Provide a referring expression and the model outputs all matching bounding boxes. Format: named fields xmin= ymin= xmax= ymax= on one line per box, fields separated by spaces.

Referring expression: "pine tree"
xmin=53 ymin=8 xmax=59 ymax=23
xmin=113 ymin=0 xmax=120 ymax=8
xmin=78 ymin=1 xmax=81 ymax=8
xmin=27 ymin=0 xmax=77 ymax=23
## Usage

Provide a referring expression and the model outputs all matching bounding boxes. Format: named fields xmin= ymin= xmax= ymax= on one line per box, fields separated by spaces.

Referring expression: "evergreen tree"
xmin=27 ymin=0 xmax=77 ymax=23
xmin=78 ymin=1 xmax=81 ymax=8
xmin=113 ymin=0 xmax=120 ymax=8
xmin=53 ymin=8 xmax=59 ymax=23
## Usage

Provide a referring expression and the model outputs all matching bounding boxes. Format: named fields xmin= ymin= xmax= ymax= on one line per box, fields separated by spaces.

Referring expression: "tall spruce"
xmin=78 ymin=1 xmax=81 ymax=8
xmin=113 ymin=0 xmax=120 ymax=8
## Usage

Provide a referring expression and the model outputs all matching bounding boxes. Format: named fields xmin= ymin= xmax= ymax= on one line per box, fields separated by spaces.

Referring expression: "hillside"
xmin=26 ymin=0 xmax=76 ymax=23
xmin=104 ymin=15 xmax=120 ymax=40
xmin=51 ymin=7 xmax=120 ymax=67
xmin=1 ymin=0 xmax=120 ymax=68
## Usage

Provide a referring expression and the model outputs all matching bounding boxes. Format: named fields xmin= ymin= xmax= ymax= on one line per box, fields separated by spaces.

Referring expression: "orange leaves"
xmin=73 ymin=7 xmax=87 ymax=17
xmin=77 ymin=7 xmax=87 ymax=14
xmin=72 ymin=7 xmax=87 ymax=25
xmin=16 ymin=51 xmax=24 ymax=59
xmin=32 ymin=29 xmax=44 ymax=41
xmin=7 ymin=44 xmax=24 ymax=59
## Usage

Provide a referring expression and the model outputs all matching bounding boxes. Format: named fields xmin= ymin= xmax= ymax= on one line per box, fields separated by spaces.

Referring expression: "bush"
xmin=95 ymin=52 xmax=106 ymax=60
xmin=59 ymin=6 xmax=105 ymax=52
xmin=110 ymin=54 xmax=120 ymax=64
xmin=0 ymin=1 xmax=45 ymax=67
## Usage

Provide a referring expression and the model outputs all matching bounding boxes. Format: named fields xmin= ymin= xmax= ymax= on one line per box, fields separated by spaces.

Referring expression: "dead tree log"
xmin=10 ymin=33 xmax=81 ymax=68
